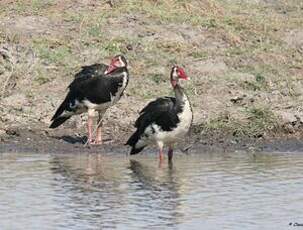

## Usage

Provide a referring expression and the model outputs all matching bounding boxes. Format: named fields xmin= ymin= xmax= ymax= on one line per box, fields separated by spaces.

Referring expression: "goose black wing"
xmin=135 ymin=96 xmax=179 ymax=132
xmin=75 ymin=74 xmax=125 ymax=104
xmin=68 ymin=63 xmax=108 ymax=89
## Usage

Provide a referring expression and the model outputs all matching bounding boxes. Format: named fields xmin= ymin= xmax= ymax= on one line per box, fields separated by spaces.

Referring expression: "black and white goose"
xmin=126 ymin=66 xmax=193 ymax=161
xmin=49 ymin=55 xmax=129 ymax=145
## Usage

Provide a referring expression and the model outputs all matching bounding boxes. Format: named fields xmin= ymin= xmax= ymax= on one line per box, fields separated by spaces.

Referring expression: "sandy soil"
xmin=2 ymin=124 xmax=303 ymax=155
xmin=0 ymin=0 xmax=303 ymax=153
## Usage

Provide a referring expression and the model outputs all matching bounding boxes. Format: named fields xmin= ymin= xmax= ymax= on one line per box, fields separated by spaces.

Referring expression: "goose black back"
xmin=68 ymin=63 xmax=108 ymax=89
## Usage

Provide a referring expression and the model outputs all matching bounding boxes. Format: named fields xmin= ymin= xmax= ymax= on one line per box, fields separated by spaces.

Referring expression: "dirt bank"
xmin=0 ymin=0 xmax=303 ymax=151
xmin=2 ymin=124 xmax=303 ymax=155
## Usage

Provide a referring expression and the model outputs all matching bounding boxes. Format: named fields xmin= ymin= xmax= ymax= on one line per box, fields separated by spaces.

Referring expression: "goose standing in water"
xmin=126 ymin=66 xmax=193 ymax=162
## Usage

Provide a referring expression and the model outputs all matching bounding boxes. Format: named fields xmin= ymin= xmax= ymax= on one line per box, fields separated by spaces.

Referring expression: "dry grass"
xmin=0 ymin=0 xmax=303 ymax=138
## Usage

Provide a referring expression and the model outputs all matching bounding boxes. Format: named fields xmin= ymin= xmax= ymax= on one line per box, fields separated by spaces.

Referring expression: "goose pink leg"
xmin=87 ymin=115 xmax=94 ymax=144
xmin=94 ymin=112 xmax=103 ymax=145
xmin=157 ymin=142 xmax=164 ymax=161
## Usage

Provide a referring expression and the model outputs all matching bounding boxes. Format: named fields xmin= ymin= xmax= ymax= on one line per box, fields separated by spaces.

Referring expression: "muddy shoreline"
xmin=1 ymin=125 xmax=303 ymax=155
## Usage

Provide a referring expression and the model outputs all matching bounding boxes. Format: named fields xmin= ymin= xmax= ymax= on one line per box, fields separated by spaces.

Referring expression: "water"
xmin=0 ymin=152 xmax=303 ymax=230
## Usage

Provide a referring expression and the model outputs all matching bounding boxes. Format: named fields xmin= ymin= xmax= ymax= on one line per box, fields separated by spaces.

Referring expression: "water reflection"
xmin=49 ymin=154 xmax=183 ymax=228
xmin=1 ymin=152 xmax=303 ymax=230
xmin=128 ymin=159 xmax=182 ymax=227
xmin=50 ymin=154 xmax=128 ymax=229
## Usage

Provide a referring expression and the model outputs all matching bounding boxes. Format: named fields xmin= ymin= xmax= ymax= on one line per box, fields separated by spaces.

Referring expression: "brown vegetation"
xmin=0 ymin=0 xmax=303 ymax=144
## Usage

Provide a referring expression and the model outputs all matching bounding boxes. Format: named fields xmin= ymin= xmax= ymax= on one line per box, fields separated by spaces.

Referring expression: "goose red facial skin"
xmin=105 ymin=58 xmax=119 ymax=74
xmin=177 ymin=67 xmax=189 ymax=80
xmin=171 ymin=66 xmax=189 ymax=87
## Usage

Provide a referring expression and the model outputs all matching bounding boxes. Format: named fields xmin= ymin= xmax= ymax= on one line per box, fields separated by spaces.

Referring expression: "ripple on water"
xmin=0 ymin=152 xmax=303 ymax=230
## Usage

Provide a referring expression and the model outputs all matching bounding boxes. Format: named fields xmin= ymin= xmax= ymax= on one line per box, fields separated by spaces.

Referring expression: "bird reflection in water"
xmin=50 ymin=154 xmax=128 ymax=228
xmin=128 ymin=159 xmax=183 ymax=227
xmin=49 ymin=154 xmax=184 ymax=228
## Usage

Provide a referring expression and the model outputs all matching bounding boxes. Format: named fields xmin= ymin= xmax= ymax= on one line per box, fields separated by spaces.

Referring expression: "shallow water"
xmin=0 ymin=151 xmax=303 ymax=230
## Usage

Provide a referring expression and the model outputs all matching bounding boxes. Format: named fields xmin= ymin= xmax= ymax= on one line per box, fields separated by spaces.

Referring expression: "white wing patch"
xmin=111 ymin=72 xmax=128 ymax=104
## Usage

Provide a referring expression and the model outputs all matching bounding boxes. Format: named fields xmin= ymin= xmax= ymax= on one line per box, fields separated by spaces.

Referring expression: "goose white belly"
xmin=136 ymin=104 xmax=192 ymax=149
xmin=155 ymin=97 xmax=192 ymax=144
xmin=83 ymin=99 xmax=111 ymax=112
